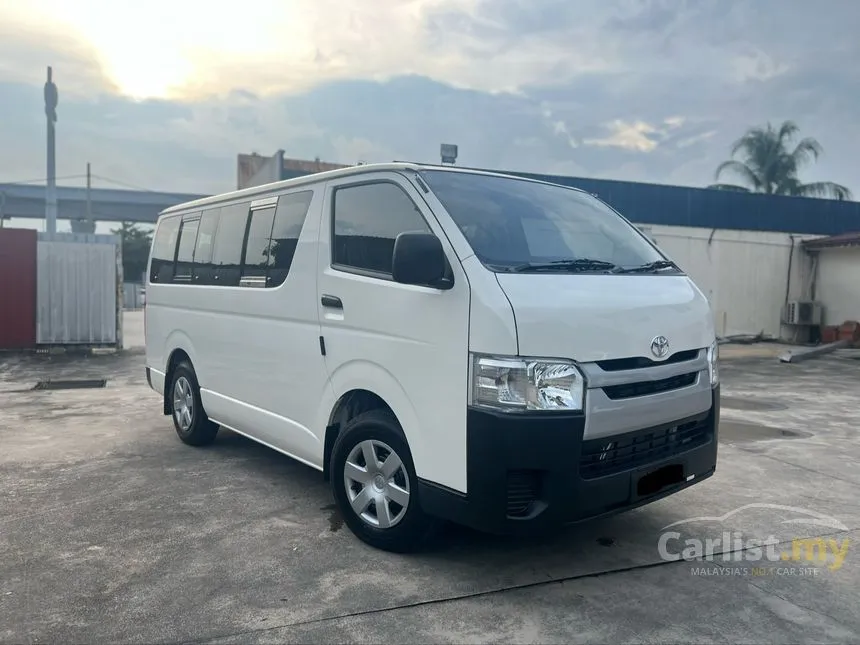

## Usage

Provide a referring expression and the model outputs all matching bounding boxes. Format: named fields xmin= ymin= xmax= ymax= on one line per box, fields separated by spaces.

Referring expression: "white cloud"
xmin=583 ymin=117 xmax=685 ymax=152
xmin=584 ymin=121 xmax=661 ymax=152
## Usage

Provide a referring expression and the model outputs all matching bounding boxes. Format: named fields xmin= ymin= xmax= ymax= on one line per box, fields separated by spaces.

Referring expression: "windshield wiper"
xmin=611 ymin=260 xmax=679 ymax=274
xmin=508 ymin=259 xmax=618 ymax=273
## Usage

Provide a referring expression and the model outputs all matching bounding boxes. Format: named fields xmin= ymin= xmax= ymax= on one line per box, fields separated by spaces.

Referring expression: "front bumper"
xmin=418 ymin=386 xmax=720 ymax=535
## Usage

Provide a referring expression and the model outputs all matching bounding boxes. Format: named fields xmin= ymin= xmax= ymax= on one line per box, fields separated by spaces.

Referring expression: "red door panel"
xmin=0 ymin=228 xmax=37 ymax=349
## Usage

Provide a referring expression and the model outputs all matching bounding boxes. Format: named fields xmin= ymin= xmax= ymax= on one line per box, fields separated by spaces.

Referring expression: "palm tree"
xmin=709 ymin=121 xmax=852 ymax=200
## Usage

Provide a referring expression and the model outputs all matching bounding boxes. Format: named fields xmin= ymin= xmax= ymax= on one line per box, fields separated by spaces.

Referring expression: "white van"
xmin=145 ymin=163 xmax=720 ymax=552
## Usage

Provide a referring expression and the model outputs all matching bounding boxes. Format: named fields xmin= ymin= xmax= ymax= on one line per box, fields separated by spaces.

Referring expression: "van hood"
xmin=495 ymin=273 xmax=714 ymax=363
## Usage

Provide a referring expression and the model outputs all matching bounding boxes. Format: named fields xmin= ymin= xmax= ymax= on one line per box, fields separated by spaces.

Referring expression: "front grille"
xmin=602 ymin=372 xmax=697 ymax=400
xmin=580 ymin=415 xmax=711 ymax=479
xmin=506 ymin=469 xmax=541 ymax=518
xmin=596 ymin=349 xmax=699 ymax=372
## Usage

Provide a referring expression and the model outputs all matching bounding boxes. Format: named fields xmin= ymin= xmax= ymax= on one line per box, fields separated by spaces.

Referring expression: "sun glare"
xmin=28 ymin=0 xmax=299 ymax=99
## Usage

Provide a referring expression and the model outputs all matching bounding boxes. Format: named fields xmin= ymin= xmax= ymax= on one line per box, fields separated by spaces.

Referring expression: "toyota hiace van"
xmin=145 ymin=163 xmax=720 ymax=552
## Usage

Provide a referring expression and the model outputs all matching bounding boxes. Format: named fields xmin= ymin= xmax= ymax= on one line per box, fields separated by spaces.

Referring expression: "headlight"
xmin=470 ymin=354 xmax=585 ymax=412
xmin=706 ymin=340 xmax=719 ymax=387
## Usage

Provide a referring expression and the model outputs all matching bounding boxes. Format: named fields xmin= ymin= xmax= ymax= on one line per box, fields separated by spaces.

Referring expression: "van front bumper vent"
xmin=506 ymin=469 xmax=542 ymax=518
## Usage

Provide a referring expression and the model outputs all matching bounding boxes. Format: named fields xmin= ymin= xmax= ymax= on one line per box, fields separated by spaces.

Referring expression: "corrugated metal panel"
xmin=36 ymin=240 xmax=118 ymax=345
xmin=39 ymin=231 xmax=119 ymax=245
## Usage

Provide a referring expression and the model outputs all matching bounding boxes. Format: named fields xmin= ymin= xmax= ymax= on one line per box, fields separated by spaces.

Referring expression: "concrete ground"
xmin=1 ymin=312 xmax=859 ymax=643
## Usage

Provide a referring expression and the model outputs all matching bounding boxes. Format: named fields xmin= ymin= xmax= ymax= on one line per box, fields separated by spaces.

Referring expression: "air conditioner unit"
xmin=783 ymin=300 xmax=823 ymax=326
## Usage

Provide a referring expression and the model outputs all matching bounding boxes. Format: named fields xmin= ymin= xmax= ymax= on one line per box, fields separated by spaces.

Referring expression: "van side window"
xmin=240 ymin=206 xmax=276 ymax=287
xmin=333 ymin=182 xmax=430 ymax=276
xmin=192 ymin=208 xmax=220 ymax=285
xmin=149 ymin=216 xmax=181 ymax=283
xmin=267 ymin=191 xmax=313 ymax=287
xmin=212 ymin=202 xmax=251 ymax=287
xmin=174 ymin=215 xmax=200 ymax=282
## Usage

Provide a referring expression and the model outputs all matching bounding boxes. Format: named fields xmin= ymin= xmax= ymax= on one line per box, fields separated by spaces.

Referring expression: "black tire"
xmin=330 ymin=409 xmax=439 ymax=553
xmin=169 ymin=361 xmax=219 ymax=447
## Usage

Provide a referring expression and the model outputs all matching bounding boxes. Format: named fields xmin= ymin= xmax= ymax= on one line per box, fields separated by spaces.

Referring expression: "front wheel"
xmin=330 ymin=409 xmax=438 ymax=552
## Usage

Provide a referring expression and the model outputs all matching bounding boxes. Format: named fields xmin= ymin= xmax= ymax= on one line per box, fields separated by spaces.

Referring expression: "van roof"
xmin=159 ymin=162 xmax=588 ymax=216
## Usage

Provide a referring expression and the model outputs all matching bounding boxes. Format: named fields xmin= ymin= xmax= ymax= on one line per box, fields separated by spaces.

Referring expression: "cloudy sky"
xmin=1 ymin=0 xmax=857 ymax=199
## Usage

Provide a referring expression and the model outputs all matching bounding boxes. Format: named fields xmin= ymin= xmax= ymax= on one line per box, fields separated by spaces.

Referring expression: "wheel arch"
xmin=163 ymin=347 xmax=193 ymax=415
xmin=322 ymin=374 xmax=421 ymax=482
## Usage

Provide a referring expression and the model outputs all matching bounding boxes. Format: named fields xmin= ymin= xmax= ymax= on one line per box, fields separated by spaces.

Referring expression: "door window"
xmin=332 ymin=181 xmax=431 ymax=276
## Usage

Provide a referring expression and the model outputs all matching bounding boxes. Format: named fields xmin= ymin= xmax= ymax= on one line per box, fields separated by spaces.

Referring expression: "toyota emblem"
xmin=650 ymin=335 xmax=670 ymax=359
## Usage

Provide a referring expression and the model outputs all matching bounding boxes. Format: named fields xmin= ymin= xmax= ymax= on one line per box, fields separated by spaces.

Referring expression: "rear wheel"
xmin=169 ymin=361 xmax=219 ymax=446
xmin=330 ymin=409 xmax=438 ymax=552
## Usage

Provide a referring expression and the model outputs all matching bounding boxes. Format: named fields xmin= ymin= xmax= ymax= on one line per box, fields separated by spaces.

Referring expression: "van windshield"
xmin=420 ymin=170 xmax=676 ymax=274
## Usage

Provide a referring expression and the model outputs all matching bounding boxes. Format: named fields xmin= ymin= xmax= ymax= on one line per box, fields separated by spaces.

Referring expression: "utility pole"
xmin=44 ymin=66 xmax=59 ymax=235
xmin=71 ymin=162 xmax=96 ymax=234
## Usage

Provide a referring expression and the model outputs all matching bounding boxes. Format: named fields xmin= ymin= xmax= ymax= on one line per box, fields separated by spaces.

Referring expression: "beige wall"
xmin=637 ymin=224 xmax=820 ymax=339
xmin=812 ymin=247 xmax=860 ymax=326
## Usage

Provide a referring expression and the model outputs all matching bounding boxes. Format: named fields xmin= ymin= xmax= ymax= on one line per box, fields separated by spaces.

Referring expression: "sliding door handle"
xmin=321 ymin=295 xmax=343 ymax=309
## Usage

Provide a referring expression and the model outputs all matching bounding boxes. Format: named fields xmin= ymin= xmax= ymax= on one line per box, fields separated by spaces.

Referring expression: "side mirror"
xmin=392 ymin=231 xmax=452 ymax=289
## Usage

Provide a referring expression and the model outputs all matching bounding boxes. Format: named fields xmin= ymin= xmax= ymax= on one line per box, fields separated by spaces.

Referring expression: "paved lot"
xmin=2 ymin=317 xmax=859 ymax=643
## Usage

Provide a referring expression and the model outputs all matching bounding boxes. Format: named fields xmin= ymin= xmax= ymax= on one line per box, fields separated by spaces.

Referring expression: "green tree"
xmin=112 ymin=221 xmax=153 ymax=282
xmin=709 ymin=121 xmax=852 ymax=200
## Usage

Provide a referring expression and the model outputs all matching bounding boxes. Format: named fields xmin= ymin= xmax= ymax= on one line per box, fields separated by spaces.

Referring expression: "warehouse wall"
xmin=641 ymin=224 xmax=819 ymax=339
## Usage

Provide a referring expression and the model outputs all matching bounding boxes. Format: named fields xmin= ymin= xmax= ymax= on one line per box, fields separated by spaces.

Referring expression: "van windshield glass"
xmin=420 ymin=170 xmax=674 ymax=274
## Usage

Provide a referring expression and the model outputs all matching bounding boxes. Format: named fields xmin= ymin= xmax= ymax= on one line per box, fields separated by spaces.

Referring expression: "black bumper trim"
xmin=418 ymin=386 xmax=720 ymax=535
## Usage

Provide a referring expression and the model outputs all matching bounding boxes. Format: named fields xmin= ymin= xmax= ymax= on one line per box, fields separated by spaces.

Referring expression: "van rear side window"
xmin=150 ymin=190 xmax=313 ymax=288
xmin=212 ymin=202 xmax=251 ymax=286
xmin=241 ymin=206 xmax=277 ymax=287
xmin=192 ymin=208 xmax=220 ymax=285
xmin=174 ymin=216 xmax=200 ymax=282
xmin=149 ymin=216 xmax=181 ymax=283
